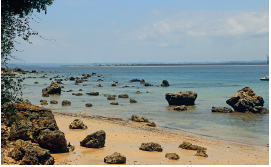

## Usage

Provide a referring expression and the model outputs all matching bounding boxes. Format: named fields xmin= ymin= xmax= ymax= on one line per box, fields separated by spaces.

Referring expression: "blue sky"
xmin=10 ymin=0 xmax=269 ymax=64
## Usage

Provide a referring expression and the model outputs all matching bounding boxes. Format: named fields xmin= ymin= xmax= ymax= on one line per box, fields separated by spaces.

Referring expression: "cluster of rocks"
xmin=212 ymin=87 xmax=268 ymax=114
xmin=179 ymin=141 xmax=208 ymax=157
xmin=131 ymin=115 xmax=156 ymax=127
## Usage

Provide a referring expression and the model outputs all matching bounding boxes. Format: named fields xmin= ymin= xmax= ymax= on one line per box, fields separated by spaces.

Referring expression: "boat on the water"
xmin=260 ymin=76 xmax=269 ymax=81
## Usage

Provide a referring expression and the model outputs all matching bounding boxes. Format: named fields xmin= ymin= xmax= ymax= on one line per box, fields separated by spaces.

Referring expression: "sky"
xmin=10 ymin=0 xmax=269 ymax=64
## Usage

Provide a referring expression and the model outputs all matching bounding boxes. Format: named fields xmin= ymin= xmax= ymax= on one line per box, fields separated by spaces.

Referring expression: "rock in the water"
xmin=131 ymin=115 xmax=148 ymax=122
xmin=50 ymin=100 xmax=58 ymax=104
xmin=130 ymin=79 xmax=141 ymax=82
xmin=226 ymin=87 xmax=267 ymax=113
xmin=165 ymin=91 xmax=197 ymax=106
xmin=69 ymin=119 xmax=87 ymax=129
xmin=8 ymin=139 xmax=54 ymax=165
xmin=107 ymin=95 xmax=116 ymax=100
xmin=179 ymin=141 xmax=207 ymax=151
xmin=139 ymin=142 xmax=163 ymax=152
xmin=165 ymin=153 xmax=179 ymax=160
xmin=110 ymin=102 xmax=119 ymax=105
xmin=174 ymin=105 xmax=187 ymax=111
xmin=161 ymin=80 xmax=170 ymax=87
xmin=104 ymin=152 xmax=126 ymax=164
xmin=86 ymin=92 xmax=99 ymax=96
xmin=86 ymin=103 xmax=93 ymax=107
xmin=118 ymin=94 xmax=129 ymax=98
xmin=143 ymin=83 xmax=153 ymax=86
xmin=40 ymin=101 xmax=48 ymax=105
xmin=80 ymin=130 xmax=106 ymax=148
xmin=42 ymin=81 xmax=61 ymax=96
xmin=130 ymin=99 xmax=138 ymax=103
xmin=62 ymin=100 xmax=71 ymax=106
xmin=211 ymin=107 xmax=233 ymax=113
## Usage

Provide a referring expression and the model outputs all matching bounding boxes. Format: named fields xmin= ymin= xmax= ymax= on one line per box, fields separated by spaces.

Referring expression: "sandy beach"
xmin=51 ymin=110 xmax=269 ymax=165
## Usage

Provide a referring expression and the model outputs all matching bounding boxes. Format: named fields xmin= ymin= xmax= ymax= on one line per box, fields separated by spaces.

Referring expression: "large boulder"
xmin=104 ymin=152 xmax=126 ymax=164
xmin=42 ymin=81 xmax=61 ymax=96
xmin=139 ymin=142 xmax=163 ymax=152
xmin=8 ymin=120 xmax=33 ymax=141
xmin=69 ymin=119 xmax=87 ymax=129
xmin=165 ymin=91 xmax=197 ymax=106
xmin=161 ymin=80 xmax=170 ymax=87
xmin=8 ymin=139 xmax=54 ymax=165
xmin=226 ymin=87 xmax=267 ymax=113
xmin=80 ymin=130 xmax=106 ymax=148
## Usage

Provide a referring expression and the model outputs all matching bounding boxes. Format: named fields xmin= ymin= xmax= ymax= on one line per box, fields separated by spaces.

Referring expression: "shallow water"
xmin=9 ymin=65 xmax=269 ymax=146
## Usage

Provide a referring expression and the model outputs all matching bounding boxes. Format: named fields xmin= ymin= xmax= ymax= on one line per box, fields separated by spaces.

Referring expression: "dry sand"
xmin=50 ymin=110 xmax=269 ymax=165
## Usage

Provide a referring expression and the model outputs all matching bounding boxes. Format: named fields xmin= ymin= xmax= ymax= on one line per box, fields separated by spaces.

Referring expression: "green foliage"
xmin=1 ymin=104 xmax=20 ymax=126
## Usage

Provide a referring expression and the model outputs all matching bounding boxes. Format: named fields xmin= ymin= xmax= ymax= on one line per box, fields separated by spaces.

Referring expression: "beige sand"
xmin=51 ymin=110 xmax=269 ymax=165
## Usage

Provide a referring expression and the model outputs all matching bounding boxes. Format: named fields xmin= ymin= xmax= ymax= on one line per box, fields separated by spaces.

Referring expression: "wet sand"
xmin=51 ymin=110 xmax=269 ymax=165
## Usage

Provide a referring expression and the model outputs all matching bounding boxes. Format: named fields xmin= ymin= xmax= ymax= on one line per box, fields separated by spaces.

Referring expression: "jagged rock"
xmin=8 ymin=120 xmax=33 ymax=141
xmin=146 ymin=121 xmax=156 ymax=127
xmin=130 ymin=99 xmax=138 ymax=103
xmin=86 ymin=92 xmax=99 ymax=96
xmin=195 ymin=148 xmax=208 ymax=157
xmin=104 ymin=152 xmax=126 ymax=164
xmin=62 ymin=100 xmax=71 ymax=106
xmin=179 ymin=141 xmax=207 ymax=151
xmin=131 ymin=115 xmax=148 ymax=122
xmin=80 ymin=130 xmax=106 ymax=148
xmin=8 ymin=139 xmax=54 ymax=165
xmin=165 ymin=91 xmax=197 ymax=106
xmin=226 ymin=87 xmax=267 ymax=113
xmin=42 ymin=81 xmax=61 ymax=96
xmin=139 ymin=142 xmax=163 ymax=152
xmin=174 ymin=105 xmax=187 ymax=111
xmin=110 ymin=102 xmax=119 ymax=105
xmin=165 ymin=153 xmax=180 ymax=160
xmin=86 ymin=103 xmax=93 ymax=107
xmin=211 ymin=107 xmax=233 ymax=113
xmin=50 ymin=100 xmax=58 ymax=104
xmin=118 ymin=94 xmax=129 ymax=98
xmin=69 ymin=119 xmax=87 ymax=129
xmin=161 ymin=80 xmax=170 ymax=87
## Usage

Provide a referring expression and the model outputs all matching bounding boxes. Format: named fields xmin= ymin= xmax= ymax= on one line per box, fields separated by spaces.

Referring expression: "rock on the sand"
xmin=131 ymin=115 xmax=148 ymax=122
xmin=104 ymin=152 xmax=126 ymax=164
xmin=139 ymin=142 xmax=163 ymax=152
xmin=146 ymin=121 xmax=156 ymax=127
xmin=165 ymin=153 xmax=180 ymax=160
xmin=80 ymin=130 xmax=106 ymax=148
xmin=179 ymin=141 xmax=207 ymax=151
xmin=69 ymin=119 xmax=87 ymax=129
xmin=195 ymin=148 xmax=208 ymax=157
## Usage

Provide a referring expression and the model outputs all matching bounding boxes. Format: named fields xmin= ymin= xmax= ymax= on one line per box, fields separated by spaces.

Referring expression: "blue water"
xmin=8 ymin=65 xmax=269 ymax=146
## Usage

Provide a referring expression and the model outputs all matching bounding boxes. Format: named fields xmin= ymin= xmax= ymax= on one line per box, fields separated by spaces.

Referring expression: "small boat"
xmin=260 ymin=76 xmax=269 ymax=81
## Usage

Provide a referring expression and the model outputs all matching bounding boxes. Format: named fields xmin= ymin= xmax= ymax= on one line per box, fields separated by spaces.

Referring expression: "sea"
xmin=7 ymin=65 xmax=269 ymax=146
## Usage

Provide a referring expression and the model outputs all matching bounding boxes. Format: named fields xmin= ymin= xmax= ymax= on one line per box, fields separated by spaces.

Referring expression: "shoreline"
xmin=51 ymin=110 xmax=269 ymax=165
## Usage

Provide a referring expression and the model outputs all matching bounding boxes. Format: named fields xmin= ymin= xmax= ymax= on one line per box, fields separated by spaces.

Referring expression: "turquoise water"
xmin=9 ymin=65 xmax=269 ymax=146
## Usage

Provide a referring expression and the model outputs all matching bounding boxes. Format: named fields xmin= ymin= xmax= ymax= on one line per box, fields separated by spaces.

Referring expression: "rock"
xmin=79 ymin=89 xmax=83 ymax=91
xmin=195 ymin=148 xmax=208 ymax=157
xmin=111 ymin=84 xmax=117 ymax=87
xmin=165 ymin=153 xmax=180 ymax=160
xmin=118 ymin=94 xmax=129 ymax=98
xmin=62 ymin=100 xmax=71 ymax=106
xmin=139 ymin=142 xmax=163 ymax=152
xmin=130 ymin=99 xmax=138 ymax=103
xmin=8 ymin=139 xmax=54 ymax=165
xmin=86 ymin=92 xmax=99 ymax=96
xmin=107 ymin=95 xmax=116 ymax=100
xmin=8 ymin=120 xmax=33 ymax=141
xmin=21 ymin=99 xmax=32 ymax=105
xmin=34 ymin=81 xmax=39 ymax=84
xmin=131 ymin=115 xmax=148 ymax=122
xmin=73 ymin=93 xmax=83 ymax=96
xmin=86 ymin=103 xmax=93 ymax=107
xmin=211 ymin=107 xmax=233 ymax=113
xmin=179 ymin=141 xmax=207 ymax=151
xmin=165 ymin=91 xmax=197 ymax=106
xmin=226 ymin=87 xmax=267 ymax=113
xmin=69 ymin=77 xmax=75 ymax=81
xmin=140 ymin=79 xmax=145 ymax=84
xmin=143 ymin=83 xmax=153 ymax=86
xmin=50 ymin=100 xmax=58 ymax=104
xmin=146 ymin=121 xmax=156 ymax=127
xmin=37 ymin=129 xmax=69 ymax=153
xmin=67 ymin=89 xmax=73 ymax=92
xmin=42 ymin=81 xmax=61 ymax=96
xmin=69 ymin=119 xmax=87 ymax=129
xmin=97 ymin=84 xmax=103 ymax=87
xmin=161 ymin=80 xmax=170 ymax=87
xmin=80 ymin=130 xmax=106 ymax=148
xmin=42 ymin=94 xmax=50 ymax=97
xmin=130 ymin=79 xmax=140 ymax=82
xmin=110 ymin=102 xmax=119 ymax=105
xmin=174 ymin=105 xmax=187 ymax=111
xmin=41 ymin=101 xmax=48 ymax=105
xmin=136 ymin=91 xmax=141 ymax=94
xmin=104 ymin=152 xmax=126 ymax=164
